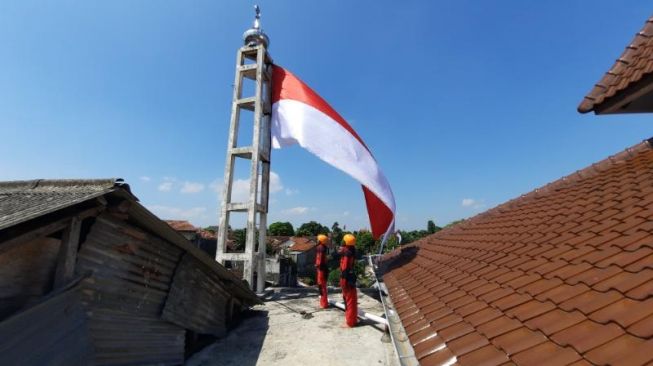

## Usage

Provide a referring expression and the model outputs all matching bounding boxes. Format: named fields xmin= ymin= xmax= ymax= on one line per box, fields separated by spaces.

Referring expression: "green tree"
xmin=328 ymin=268 xmax=341 ymax=287
xmin=296 ymin=221 xmax=330 ymax=237
xmin=232 ymin=228 xmax=246 ymax=251
xmin=427 ymin=220 xmax=441 ymax=234
xmin=268 ymin=221 xmax=294 ymax=236
xmin=355 ymin=230 xmax=375 ymax=256
xmin=331 ymin=222 xmax=344 ymax=244
xmin=374 ymin=232 xmax=400 ymax=254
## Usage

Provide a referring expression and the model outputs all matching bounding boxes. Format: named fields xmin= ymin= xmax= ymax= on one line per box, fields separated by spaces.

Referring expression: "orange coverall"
xmin=315 ymin=243 xmax=329 ymax=308
xmin=339 ymin=245 xmax=358 ymax=327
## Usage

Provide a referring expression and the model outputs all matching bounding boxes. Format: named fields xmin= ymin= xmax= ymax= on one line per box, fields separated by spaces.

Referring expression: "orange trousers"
xmin=317 ymin=269 xmax=328 ymax=308
xmin=340 ymin=279 xmax=358 ymax=327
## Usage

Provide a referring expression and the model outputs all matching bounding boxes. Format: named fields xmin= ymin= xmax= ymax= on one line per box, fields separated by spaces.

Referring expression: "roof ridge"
xmin=0 ymin=178 xmax=122 ymax=190
xmin=428 ymin=138 xmax=653 ymax=237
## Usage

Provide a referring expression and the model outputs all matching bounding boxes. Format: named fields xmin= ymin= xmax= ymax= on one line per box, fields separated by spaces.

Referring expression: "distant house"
xmin=0 ymin=179 xmax=260 ymax=365
xmin=165 ymin=220 xmax=198 ymax=241
xmin=379 ymin=13 xmax=653 ymax=366
xmin=286 ymin=237 xmax=317 ymax=277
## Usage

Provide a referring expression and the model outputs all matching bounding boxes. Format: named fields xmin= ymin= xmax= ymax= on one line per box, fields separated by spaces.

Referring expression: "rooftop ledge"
xmin=187 ymin=287 xmax=398 ymax=366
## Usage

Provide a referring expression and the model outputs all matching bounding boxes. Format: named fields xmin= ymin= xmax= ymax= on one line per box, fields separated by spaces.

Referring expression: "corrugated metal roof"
xmin=162 ymin=253 xmax=231 ymax=337
xmin=77 ymin=214 xmax=183 ymax=317
xmin=0 ymin=179 xmax=129 ymax=231
xmin=0 ymin=281 xmax=93 ymax=365
xmin=88 ymin=309 xmax=185 ymax=366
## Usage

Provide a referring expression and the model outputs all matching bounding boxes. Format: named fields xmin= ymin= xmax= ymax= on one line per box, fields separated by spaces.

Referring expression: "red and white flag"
xmin=270 ymin=65 xmax=395 ymax=240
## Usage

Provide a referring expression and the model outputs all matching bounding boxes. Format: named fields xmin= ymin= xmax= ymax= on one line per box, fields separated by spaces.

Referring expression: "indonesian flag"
xmin=270 ymin=65 xmax=396 ymax=240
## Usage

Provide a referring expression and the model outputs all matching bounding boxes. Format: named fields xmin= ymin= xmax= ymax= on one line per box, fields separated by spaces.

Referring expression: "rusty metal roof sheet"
xmin=578 ymin=15 xmax=653 ymax=114
xmin=0 ymin=178 xmax=261 ymax=307
xmin=382 ymin=138 xmax=653 ymax=365
xmin=0 ymin=281 xmax=93 ymax=365
xmin=0 ymin=179 xmax=129 ymax=230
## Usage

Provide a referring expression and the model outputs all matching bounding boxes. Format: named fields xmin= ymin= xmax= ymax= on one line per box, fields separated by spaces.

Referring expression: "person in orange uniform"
xmin=315 ymin=234 xmax=329 ymax=309
xmin=340 ymin=234 xmax=358 ymax=327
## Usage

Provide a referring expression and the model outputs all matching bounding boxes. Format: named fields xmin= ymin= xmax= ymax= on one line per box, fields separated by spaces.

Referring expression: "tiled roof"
xmin=382 ymin=138 xmax=653 ymax=366
xmin=199 ymin=229 xmax=217 ymax=240
xmin=289 ymin=237 xmax=316 ymax=252
xmin=164 ymin=220 xmax=197 ymax=232
xmin=578 ymin=15 xmax=653 ymax=113
xmin=0 ymin=179 xmax=128 ymax=230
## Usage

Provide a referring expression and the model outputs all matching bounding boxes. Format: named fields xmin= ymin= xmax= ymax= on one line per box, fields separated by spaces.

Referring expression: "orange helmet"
xmin=317 ymin=234 xmax=328 ymax=244
xmin=343 ymin=234 xmax=356 ymax=246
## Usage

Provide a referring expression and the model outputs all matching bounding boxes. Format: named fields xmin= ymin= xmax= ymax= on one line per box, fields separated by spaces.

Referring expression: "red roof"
xmin=288 ymin=237 xmax=317 ymax=252
xmin=578 ymin=15 xmax=653 ymax=114
xmin=199 ymin=229 xmax=217 ymax=240
xmin=382 ymin=138 xmax=653 ymax=365
xmin=164 ymin=220 xmax=197 ymax=232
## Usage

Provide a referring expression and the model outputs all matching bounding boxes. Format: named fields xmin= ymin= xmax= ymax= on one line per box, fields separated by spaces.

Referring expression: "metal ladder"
xmin=216 ymin=44 xmax=272 ymax=293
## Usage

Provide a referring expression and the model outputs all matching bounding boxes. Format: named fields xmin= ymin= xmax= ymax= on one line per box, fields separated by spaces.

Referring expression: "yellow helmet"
xmin=317 ymin=234 xmax=328 ymax=244
xmin=343 ymin=234 xmax=356 ymax=246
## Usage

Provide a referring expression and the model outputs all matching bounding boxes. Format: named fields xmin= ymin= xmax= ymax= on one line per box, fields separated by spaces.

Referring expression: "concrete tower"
xmin=216 ymin=6 xmax=272 ymax=293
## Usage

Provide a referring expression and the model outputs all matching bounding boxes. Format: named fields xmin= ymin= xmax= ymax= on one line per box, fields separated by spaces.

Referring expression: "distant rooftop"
xmin=165 ymin=220 xmax=198 ymax=232
xmin=288 ymin=237 xmax=317 ymax=252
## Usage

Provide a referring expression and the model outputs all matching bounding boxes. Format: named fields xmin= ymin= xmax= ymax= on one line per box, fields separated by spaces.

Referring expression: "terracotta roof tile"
xmin=456 ymin=345 xmax=509 ymax=366
xmin=447 ymin=331 xmax=489 ymax=357
xmin=559 ymin=290 xmax=622 ymax=315
xmin=381 ymin=139 xmax=653 ymax=365
xmin=567 ymin=360 xmax=593 ymax=366
xmin=627 ymin=313 xmax=653 ymax=338
xmin=164 ymin=220 xmax=197 ymax=232
xmin=438 ymin=321 xmax=475 ymax=342
xmin=413 ymin=335 xmax=446 ymax=360
xmin=288 ymin=237 xmax=316 ymax=252
xmin=589 ymin=297 xmax=653 ymax=328
xmin=534 ymin=283 xmax=590 ymax=304
xmin=578 ymin=16 xmax=653 ymax=113
xmin=626 ymin=278 xmax=653 ymax=299
xmin=419 ymin=347 xmax=454 ymax=365
xmin=550 ymin=320 xmax=624 ymax=354
xmin=511 ymin=341 xmax=582 ymax=366
xmin=593 ymin=268 xmax=653 ymax=293
xmin=523 ymin=309 xmax=585 ymax=336
xmin=505 ymin=300 xmax=556 ymax=322
xmin=465 ymin=307 xmax=502 ymax=327
xmin=491 ymin=327 xmax=547 ymax=355
xmin=584 ymin=334 xmax=652 ymax=365
xmin=477 ymin=316 xmax=521 ymax=339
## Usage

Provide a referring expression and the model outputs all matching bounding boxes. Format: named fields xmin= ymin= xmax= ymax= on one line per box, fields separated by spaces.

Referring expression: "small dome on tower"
xmin=243 ymin=5 xmax=270 ymax=48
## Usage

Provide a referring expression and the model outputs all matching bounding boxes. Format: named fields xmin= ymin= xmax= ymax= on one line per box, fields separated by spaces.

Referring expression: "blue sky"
xmin=1 ymin=1 xmax=652 ymax=231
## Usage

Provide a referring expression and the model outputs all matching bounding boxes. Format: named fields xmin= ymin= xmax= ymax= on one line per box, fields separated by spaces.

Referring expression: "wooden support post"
xmin=54 ymin=216 xmax=82 ymax=288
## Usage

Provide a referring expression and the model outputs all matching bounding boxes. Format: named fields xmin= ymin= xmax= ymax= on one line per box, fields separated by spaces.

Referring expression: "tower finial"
xmin=253 ymin=5 xmax=261 ymax=29
xmin=243 ymin=5 xmax=269 ymax=48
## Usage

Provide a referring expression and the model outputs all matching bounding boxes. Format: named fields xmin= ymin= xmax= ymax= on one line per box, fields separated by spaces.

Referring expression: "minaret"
xmin=216 ymin=5 xmax=272 ymax=293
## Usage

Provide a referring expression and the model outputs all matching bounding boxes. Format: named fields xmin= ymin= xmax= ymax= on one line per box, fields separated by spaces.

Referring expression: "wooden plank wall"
xmin=0 ymin=284 xmax=93 ymax=366
xmin=77 ymin=213 xmax=186 ymax=365
xmin=162 ymin=253 xmax=233 ymax=337
xmin=0 ymin=237 xmax=61 ymax=320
